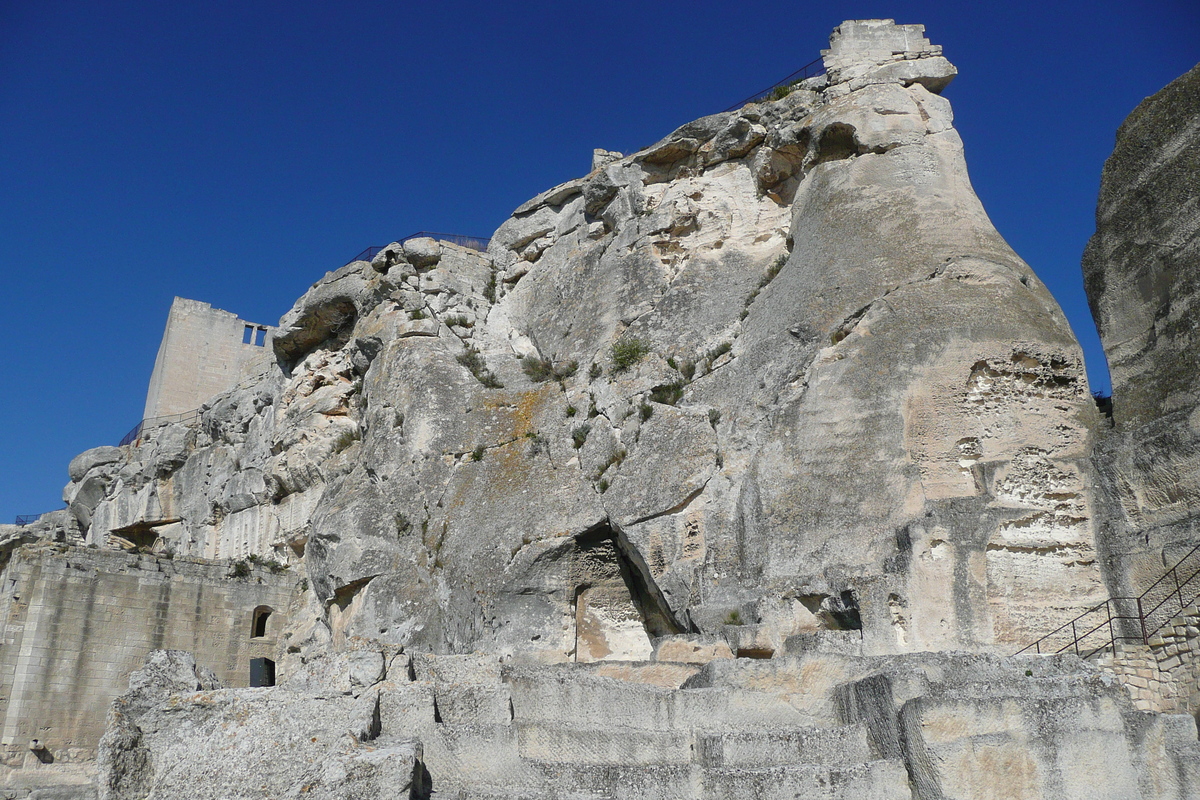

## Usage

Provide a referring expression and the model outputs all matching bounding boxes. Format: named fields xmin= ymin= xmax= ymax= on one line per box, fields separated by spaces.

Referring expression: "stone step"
xmin=701 ymin=759 xmax=912 ymax=800
xmin=436 ymin=683 xmax=513 ymax=725
xmin=413 ymin=653 xmax=503 ymax=685
xmin=501 ymin=759 xmax=912 ymax=800
xmin=432 ymin=788 xmax=555 ymax=800
xmin=512 ymin=720 xmax=873 ymax=768
xmin=505 ymin=666 xmax=818 ymax=733
xmin=695 ymin=723 xmax=873 ymax=768
xmin=516 ymin=722 xmax=695 ymax=765
xmin=421 ymin=723 xmax=539 ymax=788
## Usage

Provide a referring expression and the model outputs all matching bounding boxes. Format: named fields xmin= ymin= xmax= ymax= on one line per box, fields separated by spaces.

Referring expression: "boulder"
xmin=402 ymin=236 xmax=441 ymax=268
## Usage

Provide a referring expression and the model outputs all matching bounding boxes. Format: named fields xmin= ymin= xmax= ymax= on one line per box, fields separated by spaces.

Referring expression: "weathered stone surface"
xmin=402 ymin=236 xmax=442 ymax=268
xmin=822 ymin=19 xmax=956 ymax=95
xmin=68 ymin=447 xmax=125 ymax=483
xmin=1084 ymin=64 xmax=1200 ymax=639
xmin=50 ymin=19 xmax=1103 ymax=665
xmin=98 ymin=650 xmax=419 ymax=800
xmin=26 ymin=22 xmax=1200 ymax=798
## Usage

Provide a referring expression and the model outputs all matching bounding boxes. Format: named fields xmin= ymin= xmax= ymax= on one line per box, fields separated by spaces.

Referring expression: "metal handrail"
xmin=14 ymin=514 xmax=46 ymax=526
xmin=724 ymin=57 xmax=826 ymax=112
xmin=118 ymin=408 xmax=202 ymax=447
xmin=343 ymin=231 xmax=492 ymax=267
xmin=1016 ymin=541 xmax=1200 ymax=658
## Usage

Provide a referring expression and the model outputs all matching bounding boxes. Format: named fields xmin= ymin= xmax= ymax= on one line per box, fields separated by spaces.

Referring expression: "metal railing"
xmin=344 ymin=231 xmax=491 ymax=267
xmin=1016 ymin=541 xmax=1200 ymax=659
xmin=14 ymin=514 xmax=45 ymax=526
xmin=724 ymin=57 xmax=826 ymax=112
xmin=118 ymin=409 xmax=202 ymax=447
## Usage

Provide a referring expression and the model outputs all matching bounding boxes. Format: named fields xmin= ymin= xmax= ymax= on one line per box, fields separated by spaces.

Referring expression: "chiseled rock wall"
xmin=0 ymin=544 xmax=295 ymax=767
xmin=21 ymin=19 xmax=1200 ymax=800
xmin=55 ymin=20 xmax=1104 ymax=669
xmin=1084 ymin=64 xmax=1200 ymax=602
xmin=97 ymin=650 xmax=422 ymax=800
xmin=98 ymin=646 xmax=1200 ymax=800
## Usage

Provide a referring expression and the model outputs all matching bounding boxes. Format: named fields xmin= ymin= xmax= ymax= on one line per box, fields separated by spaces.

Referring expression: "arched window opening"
xmin=251 ymin=606 xmax=273 ymax=639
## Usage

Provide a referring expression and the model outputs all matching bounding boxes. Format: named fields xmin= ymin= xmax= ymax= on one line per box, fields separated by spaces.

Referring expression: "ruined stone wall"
xmin=142 ymin=297 xmax=276 ymax=419
xmin=0 ymin=544 xmax=296 ymax=765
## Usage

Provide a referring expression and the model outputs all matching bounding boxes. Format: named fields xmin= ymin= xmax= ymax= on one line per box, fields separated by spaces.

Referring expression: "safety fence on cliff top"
xmin=724 ymin=57 xmax=826 ymax=113
xmin=118 ymin=408 xmax=202 ymax=447
xmin=345 ymin=231 xmax=492 ymax=267
xmin=1015 ymin=541 xmax=1200 ymax=659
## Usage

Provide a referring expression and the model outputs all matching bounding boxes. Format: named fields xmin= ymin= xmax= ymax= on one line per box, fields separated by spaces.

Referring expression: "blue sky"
xmin=1 ymin=1 xmax=1197 ymax=522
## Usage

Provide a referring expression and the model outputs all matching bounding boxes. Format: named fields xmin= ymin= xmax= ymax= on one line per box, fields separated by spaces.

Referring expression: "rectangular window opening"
xmin=255 ymin=327 xmax=267 ymax=347
xmin=242 ymin=325 xmax=254 ymax=345
xmin=249 ymin=657 xmax=276 ymax=687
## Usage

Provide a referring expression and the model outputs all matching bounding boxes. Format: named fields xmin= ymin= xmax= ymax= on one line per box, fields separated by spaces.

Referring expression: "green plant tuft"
xmin=769 ymin=84 xmax=793 ymax=101
xmin=593 ymin=448 xmax=627 ymax=480
xmin=724 ymin=609 xmax=743 ymax=625
xmin=611 ymin=338 xmax=650 ymax=373
xmin=228 ymin=559 xmax=251 ymax=579
xmin=332 ymin=427 xmax=360 ymax=454
xmin=471 ymin=445 xmax=486 ymax=462
xmin=708 ymin=408 xmax=721 ymax=429
xmin=588 ymin=362 xmax=602 ymax=380
xmin=706 ymin=341 xmax=732 ymax=364
xmin=457 ymin=347 xmax=504 ymax=388
xmin=571 ymin=424 xmax=592 ymax=449
xmin=639 ymin=402 xmax=653 ymax=422
xmin=566 ymin=405 xmax=577 ymax=417
xmin=649 ymin=382 xmax=685 ymax=406
xmin=523 ymin=357 xmax=578 ymax=384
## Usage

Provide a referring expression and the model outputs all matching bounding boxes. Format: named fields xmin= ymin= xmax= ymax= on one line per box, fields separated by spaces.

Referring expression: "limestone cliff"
xmin=1085 ymin=63 xmax=1200 ymax=600
xmin=61 ymin=19 xmax=1103 ymax=670
xmin=16 ymin=20 xmax=1200 ymax=800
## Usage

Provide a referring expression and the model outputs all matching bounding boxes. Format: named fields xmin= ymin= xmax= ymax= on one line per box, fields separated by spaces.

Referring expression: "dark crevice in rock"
xmin=626 ymin=482 xmax=709 ymax=527
xmin=813 ymin=122 xmax=860 ymax=165
xmin=575 ymin=518 xmax=691 ymax=639
xmin=329 ymin=574 xmax=375 ymax=611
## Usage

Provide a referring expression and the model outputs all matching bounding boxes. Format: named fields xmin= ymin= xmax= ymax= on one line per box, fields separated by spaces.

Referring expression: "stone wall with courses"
xmin=0 ymin=544 xmax=296 ymax=765
xmin=1097 ymin=604 xmax=1200 ymax=716
xmin=142 ymin=296 xmax=276 ymax=420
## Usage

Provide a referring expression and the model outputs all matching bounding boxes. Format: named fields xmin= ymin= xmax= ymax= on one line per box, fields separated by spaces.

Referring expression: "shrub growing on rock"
xmin=611 ymin=338 xmax=650 ymax=373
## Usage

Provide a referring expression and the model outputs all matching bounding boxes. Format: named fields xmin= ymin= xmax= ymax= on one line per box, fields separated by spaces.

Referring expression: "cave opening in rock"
xmin=569 ymin=520 xmax=685 ymax=662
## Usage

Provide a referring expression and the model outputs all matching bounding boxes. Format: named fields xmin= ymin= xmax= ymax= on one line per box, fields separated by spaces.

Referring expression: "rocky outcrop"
xmin=98 ymin=645 xmax=1200 ymax=800
xmin=98 ymin=649 xmax=422 ymax=800
xmin=1084 ymin=64 xmax=1200 ymax=603
xmin=58 ymin=20 xmax=1103 ymax=670
xmin=22 ymin=19 xmax=1199 ymax=800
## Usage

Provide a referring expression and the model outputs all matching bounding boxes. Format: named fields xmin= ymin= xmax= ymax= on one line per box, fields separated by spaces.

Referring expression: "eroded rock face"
xmin=1084 ymin=63 xmax=1200 ymax=598
xmin=62 ymin=20 xmax=1102 ymax=667
xmin=99 ymin=646 xmax=1200 ymax=800
xmin=97 ymin=649 xmax=419 ymax=800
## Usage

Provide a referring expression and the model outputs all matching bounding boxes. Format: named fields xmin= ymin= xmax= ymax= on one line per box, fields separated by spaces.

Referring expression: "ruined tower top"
xmin=822 ymin=19 xmax=956 ymax=94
